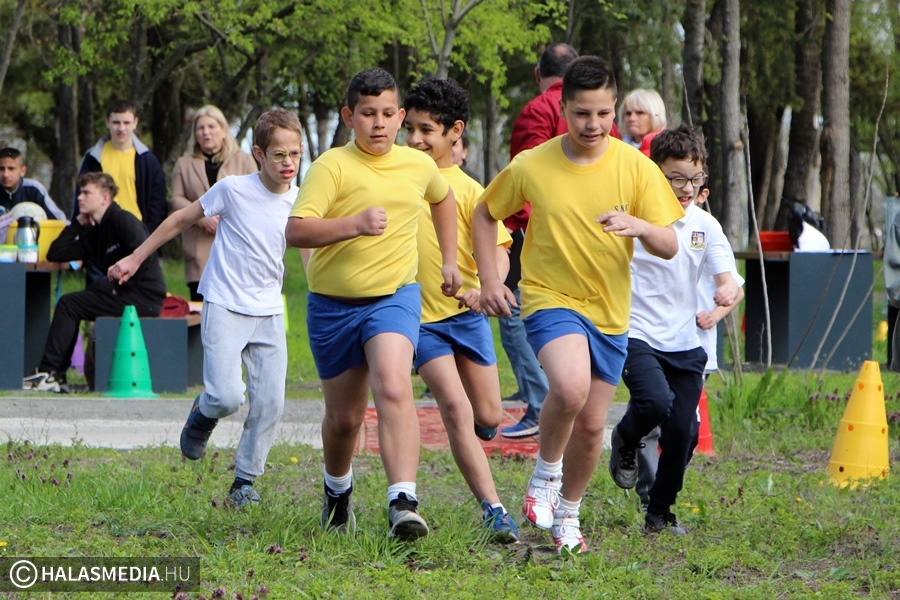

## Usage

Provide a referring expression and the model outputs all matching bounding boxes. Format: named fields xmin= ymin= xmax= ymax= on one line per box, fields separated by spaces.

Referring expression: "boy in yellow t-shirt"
xmin=404 ymin=78 xmax=518 ymax=542
xmin=286 ymin=68 xmax=461 ymax=540
xmin=472 ymin=56 xmax=684 ymax=554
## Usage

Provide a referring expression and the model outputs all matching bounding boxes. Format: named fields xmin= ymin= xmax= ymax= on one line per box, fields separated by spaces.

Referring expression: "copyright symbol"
xmin=9 ymin=559 xmax=38 ymax=589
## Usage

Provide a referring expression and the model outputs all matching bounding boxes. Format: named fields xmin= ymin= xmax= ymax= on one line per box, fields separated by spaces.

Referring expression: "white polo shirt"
xmin=630 ymin=202 xmax=735 ymax=352
xmin=697 ymin=258 xmax=744 ymax=372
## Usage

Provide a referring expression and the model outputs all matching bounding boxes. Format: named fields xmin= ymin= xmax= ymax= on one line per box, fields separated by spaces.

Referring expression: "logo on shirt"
xmin=614 ymin=204 xmax=629 ymax=212
xmin=106 ymin=243 xmax=121 ymax=255
xmin=690 ymin=231 xmax=706 ymax=250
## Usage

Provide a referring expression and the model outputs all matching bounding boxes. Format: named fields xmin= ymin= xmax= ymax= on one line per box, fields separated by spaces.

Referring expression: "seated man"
xmin=23 ymin=172 xmax=166 ymax=393
xmin=0 ymin=147 xmax=67 ymax=220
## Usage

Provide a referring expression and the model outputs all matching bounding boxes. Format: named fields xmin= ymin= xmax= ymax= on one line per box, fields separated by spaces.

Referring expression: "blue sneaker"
xmin=481 ymin=500 xmax=520 ymax=543
xmin=501 ymin=404 xmax=539 ymax=438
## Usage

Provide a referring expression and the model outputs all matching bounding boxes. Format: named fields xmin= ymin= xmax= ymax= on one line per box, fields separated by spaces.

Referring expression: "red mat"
xmin=356 ymin=405 xmax=539 ymax=458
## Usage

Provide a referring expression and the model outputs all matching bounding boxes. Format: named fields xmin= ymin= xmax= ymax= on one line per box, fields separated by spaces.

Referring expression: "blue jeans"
xmin=498 ymin=289 xmax=548 ymax=416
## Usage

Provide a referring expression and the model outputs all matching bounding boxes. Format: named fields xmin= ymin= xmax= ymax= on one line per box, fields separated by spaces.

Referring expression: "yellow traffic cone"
xmin=105 ymin=305 xmax=157 ymax=398
xmin=826 ymin=361 xmax=889 ymax=487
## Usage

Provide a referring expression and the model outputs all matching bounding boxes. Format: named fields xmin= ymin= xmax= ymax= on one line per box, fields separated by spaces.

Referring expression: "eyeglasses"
xmin=666 ymin=174 xmax=708 ymax=189
xmin=266 ymin=150 xmax=302 ymax=163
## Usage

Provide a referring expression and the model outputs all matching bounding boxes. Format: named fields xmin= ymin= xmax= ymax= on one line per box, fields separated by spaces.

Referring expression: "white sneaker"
xmin=551 ymin=513 xmax=588 ymax=554
xmin=22 ymin=371 xmax=68 ymax=393
xmin=522 ymin=473 xmax=561 ymax=530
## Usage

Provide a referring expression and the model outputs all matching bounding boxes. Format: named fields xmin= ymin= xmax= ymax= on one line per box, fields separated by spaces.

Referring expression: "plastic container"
xmin=17 ymin=245 xmax=39 ymax=263
xmin=36 ymin=219 xmax=65 ymax=262
xmin=758 ymin=231 xmax=793 ymax=252
xmin=0 ymin=244 xmax=16 ymax=263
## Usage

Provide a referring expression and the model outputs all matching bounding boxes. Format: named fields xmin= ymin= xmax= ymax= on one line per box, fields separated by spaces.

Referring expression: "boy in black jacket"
xmin=23 ymin=172 xmax=166 ymax=393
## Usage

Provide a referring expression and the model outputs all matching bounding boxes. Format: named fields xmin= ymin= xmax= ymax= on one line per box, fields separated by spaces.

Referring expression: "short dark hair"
xmin=649 ymin=124 xmax=707 ymax=166
xmin=346 ymin=68 xmax=399 ymax=111
xmin=253 ymin=109 xmax=303 ymax=150
xmin=538 ymin=43 xmax=579 ymax=79
xmin=77 ymin=172 xmax=119 ymax=199
xmin=106 ymin=98 xmax=137 ymax=118
xmin=561 ymin=56 xmax=617 ymax=101
xmin=403 ymin=78 xmax=470 ymax=132
xmin=0 ymin=147 xmax=23 ymax=162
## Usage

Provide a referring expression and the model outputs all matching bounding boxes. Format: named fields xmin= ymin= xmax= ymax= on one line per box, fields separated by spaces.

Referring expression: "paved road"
xmin=0 ymin=396 xmax=627 ymax=450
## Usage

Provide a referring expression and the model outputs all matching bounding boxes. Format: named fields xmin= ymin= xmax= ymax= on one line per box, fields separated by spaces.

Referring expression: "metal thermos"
xmin=14 ymin=216 xmax=39 ymax=247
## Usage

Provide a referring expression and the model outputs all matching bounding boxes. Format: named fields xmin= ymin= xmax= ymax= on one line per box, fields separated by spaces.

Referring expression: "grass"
xmin=2 ymin=372 xmax=900 ymax=598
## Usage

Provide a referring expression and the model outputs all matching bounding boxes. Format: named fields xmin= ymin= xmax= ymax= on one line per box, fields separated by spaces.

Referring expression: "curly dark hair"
xmin=649 ymin=124 xmax=707 ymax=165
xmin=403 ymin=78 xmax=470 ymax=133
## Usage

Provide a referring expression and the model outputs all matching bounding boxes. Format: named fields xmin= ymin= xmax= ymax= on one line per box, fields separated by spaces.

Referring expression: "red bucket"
xmin=758 ymin=231 xmax=792 ymax=252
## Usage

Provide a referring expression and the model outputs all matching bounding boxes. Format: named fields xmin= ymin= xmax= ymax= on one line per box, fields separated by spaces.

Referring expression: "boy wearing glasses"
xmin=109 ymin=109 xmax=303 ymax=508
xmin=608 ymin=124 xmax=740 ymax=534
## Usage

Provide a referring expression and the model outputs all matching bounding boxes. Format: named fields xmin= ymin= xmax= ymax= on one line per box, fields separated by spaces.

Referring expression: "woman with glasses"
xmin=171 ymin=105 xmax=258 ymax=301
xmin=619 ymin=89 xmax=667 ymax=157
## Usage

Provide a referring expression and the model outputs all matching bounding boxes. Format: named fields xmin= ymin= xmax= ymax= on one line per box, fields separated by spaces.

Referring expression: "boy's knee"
xmin=202 ymin=390 xmax=244 ymax=418
xmin=323 ymin=410 xmax=365 ymax=437
xmin=549 ymin=380 xmax=590 ymax=411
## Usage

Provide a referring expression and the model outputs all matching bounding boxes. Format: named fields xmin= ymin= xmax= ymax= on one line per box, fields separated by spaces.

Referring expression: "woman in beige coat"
xmin=171 ymin=105 xmax=258 ymax=300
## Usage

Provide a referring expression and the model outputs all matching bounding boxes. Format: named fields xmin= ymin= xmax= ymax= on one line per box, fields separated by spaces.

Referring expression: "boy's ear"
xmin=251 ymin=145 xmax=266 ymax=164
xmin=19 ymin=164 xmax=26 ymax=176
xmin=340 ymin=106 xmax=353 ymax=128
xmin=449 ymin=120 xmax=465 ymax=141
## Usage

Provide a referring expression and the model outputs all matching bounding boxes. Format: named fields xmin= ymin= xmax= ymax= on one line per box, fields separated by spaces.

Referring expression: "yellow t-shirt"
xmin=480 ymin=136 xmax=684 ymax=334
xmin=291 ymin=142 xmax=450 ymax=298
xmin=417 ymin=165 xmax=512 ymax=324
xmin=100 ymin=142 xmax=140 ymax=220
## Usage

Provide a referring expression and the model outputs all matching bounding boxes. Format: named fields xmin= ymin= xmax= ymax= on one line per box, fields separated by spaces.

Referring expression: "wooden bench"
xmin=93 ymin=313 xmax=203 ymax=394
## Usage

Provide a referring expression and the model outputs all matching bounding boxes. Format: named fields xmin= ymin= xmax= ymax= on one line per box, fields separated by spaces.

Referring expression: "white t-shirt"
xmin=198 ymin=174 xmax=297 ymax=316
xmin=630 ymin=202 xmax=735 ymax=352
xmin=697 ymin=260 xmax=744 ymax=372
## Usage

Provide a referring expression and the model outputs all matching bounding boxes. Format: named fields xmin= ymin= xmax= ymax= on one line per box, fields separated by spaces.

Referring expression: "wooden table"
xmin=0 ymin=262 xmax=70 ymax=389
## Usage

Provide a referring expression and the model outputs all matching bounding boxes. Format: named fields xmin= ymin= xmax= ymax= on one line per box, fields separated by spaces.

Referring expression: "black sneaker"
xmin=644 ymin=511 xmax=687 ymax=535
xmin=388 ymin=492 xmax=429 ymax=540
xmin=23 ymin=371 xmax=69 ymax=393
xmin=609 ymin=426 xmax=643 ymax=489
xmin=474 ymin=423 xmax=498 ymax=441
xmin=180 ymin=395 xmax=218 ymax=460
xmin=321 ymin=484 xmax=356 ymax=533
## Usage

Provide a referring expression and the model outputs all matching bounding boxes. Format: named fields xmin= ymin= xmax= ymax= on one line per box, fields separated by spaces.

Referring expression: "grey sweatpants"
xmin=198 ymin=301 xmax=287 ymax=481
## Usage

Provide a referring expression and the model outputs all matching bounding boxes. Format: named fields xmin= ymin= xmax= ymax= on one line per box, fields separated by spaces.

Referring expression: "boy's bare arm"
xmin=597 ymin=211 xmax=678 ymax=259
xmin=108 ymin=201 xmax=205 ymax=284
xmin=284 ymin=207 xmax=387 ymax=248
xmin=429 ymin=188 xmax=462 ymax=297
xmin=455 ymin=243 xmax=511 ymax=313
xmin=472 ymin=202 xmax=516 ymax=317
xmin=697 ymin=284 xmax=745 ymax=330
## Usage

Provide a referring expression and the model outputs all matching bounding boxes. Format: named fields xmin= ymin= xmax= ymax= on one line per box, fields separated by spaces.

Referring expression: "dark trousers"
xmin=39 ymin=286 xmax=162 ymax=375
xmin=889 ymin=305 xmax=899 ymax=369
xmin=618 ymin=338 xmax=707 ymax=515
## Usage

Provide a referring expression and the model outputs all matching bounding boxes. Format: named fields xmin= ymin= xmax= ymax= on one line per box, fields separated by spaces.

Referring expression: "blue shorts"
xmin=523 ymin=308 xmax=628 ymax=385
xmin=306 ymin=283 xmax=421 ymax=380
xmin=414 ymin=310 xmax=497 ymax=371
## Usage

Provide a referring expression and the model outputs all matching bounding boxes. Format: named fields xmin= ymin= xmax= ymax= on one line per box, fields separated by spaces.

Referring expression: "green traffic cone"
xmin=105 ymin=305 xmax=157 ymax=398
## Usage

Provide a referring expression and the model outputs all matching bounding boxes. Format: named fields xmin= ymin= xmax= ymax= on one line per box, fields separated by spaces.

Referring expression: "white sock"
xmin=387 ymin=482 xmax=417 ymax=504
xmin=535 ymin=454 xmax=563 ymax=480
xmin=323 ymin=467 xmax=352 ymax=494
xmin=556 ymin=496 xmax=581 ymax=519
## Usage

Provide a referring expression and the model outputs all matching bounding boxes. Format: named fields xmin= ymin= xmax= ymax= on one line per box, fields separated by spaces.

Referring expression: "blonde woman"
xmin=171 ymin=105 xmax=258 ymax=300
xmin=619 ymin=89 xmax=667 ymax=157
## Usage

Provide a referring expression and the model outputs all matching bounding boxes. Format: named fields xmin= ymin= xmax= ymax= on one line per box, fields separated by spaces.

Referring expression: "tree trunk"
xmin=0 ymin=0 xmax=26 ymax=99
xmin=747 ymin=107 xmax=780 ymax=232
xmin=777 ymin=0 xmax=823 ymax=230
xmin=51 ymin=24 xmax=78 ymax=217
xmin=681 ymin=0 xmax=706 ymax=126
xmin=713 ymin=0 xmax=746 ymax=249
xmin=482 ymin=93 xmax=501 ymax=184
xmin=820 ymin=0 xmax=851 ymax=248
xmin=762 ymin=110 xmax=787 ymax=230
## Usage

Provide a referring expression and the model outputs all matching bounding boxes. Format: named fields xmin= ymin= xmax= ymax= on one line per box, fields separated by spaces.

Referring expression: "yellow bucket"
xmin=5 ymin=220 xmax=67 ymax=262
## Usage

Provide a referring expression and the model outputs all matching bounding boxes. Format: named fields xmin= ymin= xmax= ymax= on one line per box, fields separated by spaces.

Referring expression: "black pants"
xmin=889 ymin=305 xmax=899 ymax=369
xmin=39 ymin=285 xmax=162 ymax=375
xmin=618 ymin=338 xmax=707 ymax=515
